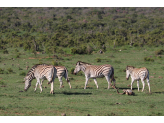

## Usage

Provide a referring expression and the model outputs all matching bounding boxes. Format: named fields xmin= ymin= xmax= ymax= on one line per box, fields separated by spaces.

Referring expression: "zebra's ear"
xmin=126 ymin=66 xmax=128 ymax=70
xmin=77 ymin=62 xmax=80 ymax=65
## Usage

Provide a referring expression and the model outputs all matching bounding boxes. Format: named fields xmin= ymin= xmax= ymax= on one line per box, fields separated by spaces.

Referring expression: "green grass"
xmin=1 ymin=45 xmax=164 ymax=116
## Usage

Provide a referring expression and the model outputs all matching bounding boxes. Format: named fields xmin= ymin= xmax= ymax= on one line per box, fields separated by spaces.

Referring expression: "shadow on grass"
xmin=154 ymin=91 xmax=164 ymax=94
xmin=59 ymin=91 xmax=92 ymax=95
xmin=116 ymin=87 xmax=138 ymax=90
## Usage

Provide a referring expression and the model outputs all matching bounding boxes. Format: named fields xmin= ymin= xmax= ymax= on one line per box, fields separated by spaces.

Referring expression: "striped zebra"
xmin=40 ymin=66 xmax=72 ymax=89
xmin=24 ymin=64 xmax=57 ymax=94
xmin=126 ymin=65 xmax=151 ymax=93
xmin=73 ymin=61 xmax=116 ymax=89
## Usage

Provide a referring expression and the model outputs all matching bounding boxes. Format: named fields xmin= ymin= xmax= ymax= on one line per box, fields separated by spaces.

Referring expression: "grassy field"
xmin=1 ymin=45 xmax=164 ymax=116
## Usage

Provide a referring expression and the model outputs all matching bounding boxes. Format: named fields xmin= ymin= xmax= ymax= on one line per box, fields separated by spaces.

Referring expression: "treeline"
xmin=1 ymin=7 xmax=164 ymax=54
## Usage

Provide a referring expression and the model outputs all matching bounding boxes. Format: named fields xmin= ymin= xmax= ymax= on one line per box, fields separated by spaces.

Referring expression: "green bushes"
xmin=71 ymin=45 xmax=94 ymax=55
xmin=96 ymin=58 xmax=101 ymax=62
xmin=70 ymin=68 xmax=75 ymax=74
xmin=0 ymin=68 xmax=4 ymax=74
xmin=19 ymin=72 xmax=26 ymax=76
xmin=144 ymin=57 xmax=154 ymax=62
xmin=52 ymin=60 xmax=63 ymax=66
xmin=155 ymin=49 xmax=164 ymax=55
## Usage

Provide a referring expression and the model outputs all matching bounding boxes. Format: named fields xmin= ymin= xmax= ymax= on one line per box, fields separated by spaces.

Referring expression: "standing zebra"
xmin=126 ymin=65 xmax=151 ymax=93
xmin=40 ymin=66 xmax=72 ymax=89
xmin=74 ymin=61 xmax=116 ymax=89
xmin=24 ymin=64 xmax=57 ymax=94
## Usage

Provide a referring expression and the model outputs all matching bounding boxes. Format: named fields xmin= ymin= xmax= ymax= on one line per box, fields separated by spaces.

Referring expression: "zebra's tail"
xmin=144 ymin=68 xmax=149 ymax=81
xmin=65 ymin=68 xmax=70 ymax=83
xmin=110 ymin=67 xmax=117 ymax=89
xmin=47 ymin=66 xmax=55 ymax=84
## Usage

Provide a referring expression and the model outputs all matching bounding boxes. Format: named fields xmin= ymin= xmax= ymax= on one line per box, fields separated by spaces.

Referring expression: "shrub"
xmin=15 ymin=48 xmax=19 ymax=52
xmin=19 ymin=72 xmax=26 ymax=76
xmin=70 ymin=68 xmax=75 ymax=74
xmin=3 ymin=49 xmax=8 ymax=54
xmin=155 ymin=49 xmax=164 ymax=55
xmin=133 ymin=43 xmax=138 ymax=47
xmin=15 ymin=54 xmax=20 ymax=58
xmin=96 ymin=58 xmax=101 ymax=62
xmin=7 ymin=68 xmax=14 ymax=73
xmin=71 ymin=48 xmax=77 ymax=54
xmin=144 ymin=57 xmax=154 ymax=62
xmin=0 ymin=68 xmax=4 ymax=74
xmin=52 ymin=60 xmax=62 ymax=66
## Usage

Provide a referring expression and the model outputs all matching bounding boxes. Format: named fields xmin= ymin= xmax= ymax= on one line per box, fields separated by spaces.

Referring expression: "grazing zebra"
xmin=24 ymin=64 xmax=57 ymax=94
xmin=40 ymin=66 xmax=72 ymax=89
xmin=73 ymin=61 xmax=116 ymax=89
xmin=126 ymin=65 xmax=151 ymax=93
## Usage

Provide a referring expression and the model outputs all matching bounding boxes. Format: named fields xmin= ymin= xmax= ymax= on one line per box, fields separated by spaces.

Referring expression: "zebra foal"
xmin=126 ymin=65 xmax=151 ymax=93
xmin=24 ymin=64 xmax=57 ymax=94
xmin=73 ymin=61 xmax=116 ymax=89
xmin=40 ymin=66 xmax=72 ymax=89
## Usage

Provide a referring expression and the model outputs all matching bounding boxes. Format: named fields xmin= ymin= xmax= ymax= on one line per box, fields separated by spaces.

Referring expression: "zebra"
xmin=73 ymin=61 xmax=116 ymax=89
xmin=40 ymin=66 xmax=72 ymax=89
xmin=24 ymin=64 xmax=57 ymax=94
xmin=126 ymin=65 xmax=151 ymax=93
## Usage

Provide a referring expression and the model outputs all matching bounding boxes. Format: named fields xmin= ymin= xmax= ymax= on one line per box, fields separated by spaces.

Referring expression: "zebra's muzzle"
xmin=126 ymin=78 xmax=129 ymax=80
xmin=24 ymin=89 xmax=27 ymax=91
xmin=74 ymin=73 xmax=76 ymax=75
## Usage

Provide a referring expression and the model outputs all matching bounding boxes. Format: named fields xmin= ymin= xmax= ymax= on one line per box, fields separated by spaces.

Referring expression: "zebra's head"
xmin=24 ymin=76 xmax=31 ymax=91
xmin=126 ymin=66 xmax=135 ymax=80
xmin=74 ymin=61 xmax=82 ymax=75
xmin=126 ymin=66 xmax=131 ymax=80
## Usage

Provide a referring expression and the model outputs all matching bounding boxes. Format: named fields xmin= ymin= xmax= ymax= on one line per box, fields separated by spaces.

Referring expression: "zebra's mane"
xmin=126 ymin=65 xmax=135 ymax=70
xmin=76 ymin=61 xmax=92 ymax=65
xmin=26 ymin=64 xmax=50 ymax=76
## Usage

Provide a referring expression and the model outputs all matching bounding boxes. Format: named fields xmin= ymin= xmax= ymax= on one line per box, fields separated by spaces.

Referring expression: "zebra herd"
xmin=24 ymin=61 xmax=151 ymax=94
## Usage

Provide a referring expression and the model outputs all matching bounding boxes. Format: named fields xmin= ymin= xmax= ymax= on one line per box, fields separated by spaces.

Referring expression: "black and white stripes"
xmin=40 ymin=66 xmax=72 ymax=89
xmin=74 ymin=61 xmax=115 ymax=89
xmin=126 ymin=66 xmax=150 ymax=93
xmin=24 ymin=64 xmax=57 ymax=94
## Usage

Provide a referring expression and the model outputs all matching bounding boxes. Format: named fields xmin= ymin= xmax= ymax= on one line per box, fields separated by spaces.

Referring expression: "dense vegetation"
xmin=1 ymin=7 xmax=164 ymax=55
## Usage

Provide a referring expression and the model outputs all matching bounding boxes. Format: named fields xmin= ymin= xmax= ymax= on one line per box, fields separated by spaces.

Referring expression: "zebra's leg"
xmin=141 ymin=79 xmax=145 ymax=92
xmin=131 ymin=79 xmax=135 ymax=90
xmin=105 ymin=76 xmax=111 ymax=89
xmin=58 ymin=76 xmax=63 ymax=89
xmin=38 ymin=79 xmax=43 ymax=93
xmin=50 ymin=81 xmax=54 ymax=94
xmin=93 ymin=78 xmax=99 ymax=89
xmin=137 ymin=80 xmax=139 ymax=91
xmin=68 ymin=80 xmax=72 ymax=89
xmin=34 ymin=81 xmax=39 ymax=92
xmin=40 ymin=78 xmax=44 ymax=86
xmin=146 ymin=78 xmax=151 ymax=93
xmin=84 ymin=77 xmax=89 ymax=89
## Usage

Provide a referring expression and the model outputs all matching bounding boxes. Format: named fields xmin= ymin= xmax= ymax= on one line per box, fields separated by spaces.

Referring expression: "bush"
xmin=96 ymin=58 xmax=101 ymax=62
xmin=0 ymin=68 xmax=4 ymax=74
xmin=3 ymin=49 xmax=8 ymax=54
xmin=71 ymin=46 xmax=94 ymax=55
xmin=144 ymin=57 xmax=154 ymax=62
xmin=52 ymin=60 xmax=62 ymax=66
xmin=71 ymin=48 xmax=77 ymax=54
xmin=70 ymin=68 xmax=75 ymax=74
xmin=15 ymin=54 xmax=20 ymax=58
xmin=19 ymin=72 xmax=26 ymax=76
xmin=155 ymin=49 xmax=164 ymax=55
xmin=15 ymin=48 xmax=19 ymax=52
xmin=7 ymin=68 xmax=14 ymax=73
